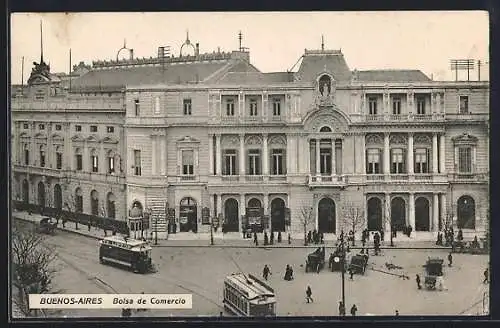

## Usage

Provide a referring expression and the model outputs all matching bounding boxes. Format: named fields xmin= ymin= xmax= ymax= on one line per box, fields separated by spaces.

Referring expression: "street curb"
xmin=14 ymin=216 xmax=103 ymax=241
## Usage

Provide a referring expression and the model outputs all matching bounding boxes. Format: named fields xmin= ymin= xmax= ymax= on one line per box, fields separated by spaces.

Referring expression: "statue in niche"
xmin=319 ymin=75 xmax=332 ymax=96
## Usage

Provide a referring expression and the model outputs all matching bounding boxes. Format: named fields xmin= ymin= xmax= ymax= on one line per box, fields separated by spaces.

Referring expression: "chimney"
xmin=130 ymin=49 xmax=134 ymax=60
xmin=195 ymin=43 xmax=200 ymax=56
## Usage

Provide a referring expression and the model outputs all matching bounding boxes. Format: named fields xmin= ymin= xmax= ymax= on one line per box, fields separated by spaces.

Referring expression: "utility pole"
xmin=478 ymin=60 xmax=481 ymax=81
xmin=210 ymin=216 xmax=214 ymax=246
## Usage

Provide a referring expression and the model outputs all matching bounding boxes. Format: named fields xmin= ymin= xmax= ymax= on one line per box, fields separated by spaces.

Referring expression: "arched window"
xmin=318 ymin=74 xmax=332 ymax=96
xmin=54 ymin=184 xmax=63 ymax=209
xmin=457 ymin=196 xmax=475 ymax=229
xmin=75 ymin=188 xmax=83 ymax=212
xmin=90 ymin=149 xmax=99 ymax=172
xmin=24 ymin=144 xmax=30 ymax=165
xmin=39 ymin=145 xmax=46 ymax=167
xmin=37 ymin=181 xmax=46 ymax=207
xmin=107 ymin=150 xmax=115 ymax=174
xmin=75 ymin=148 xmax=83 ymax=171
xmin=320 ymin=126 xmax=332 ymax=132
xmin=248 ymin=198 xmax=262 ymax=208
xmin=56 ymin=146 xmax=63 ymax=169
xmin=107 ymin=192 xmax=116 ymax=218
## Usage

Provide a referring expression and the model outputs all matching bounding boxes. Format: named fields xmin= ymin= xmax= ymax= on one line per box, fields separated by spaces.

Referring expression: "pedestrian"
xmin=448 ymin=252 xmax=453 ymax=267
xmin=263 ymin=265 xmax=271 ymax=281
xmin=350 ymin=304 xmax=358 ymax=316
xmin=284 ymin=265 xmax=291 ymax=281
xmin=338 ymin=301 xmax=346 ymax=316
xmin=307 ymin=231 xmax=312 ymax=244
xmin=62 ymin=218 xmax=66 ymax=228
xmin=220 ymin=311 xmax=223 ymax=317
xmin=253 ymin=232 xmax=258 ymax=246
xmin=395 ymin=310 xmax=399 ymax=316
xmin=306 ymin=286 xmax=313 ymax=303
xmin=349 ymin=268 xmax=354 ymax=280
xmin=270 ymin=231 xmax=274 ymax=245
xmin=277 ymin=231 xmax=282 ymax=243
xmin=416 ymin=274 xmax=421 ymax=289
xmin=380 ymin=230 xmax=384 ymax=242
xmin=288 ymin=233 xmax=291 ymax=244
xmin=87 ymin=219 xmax=91 ymax=232
xmin=483 ymin=268 xmax=489 ymax=284
xmin=320 ymin=232 xmax=324 ymax=244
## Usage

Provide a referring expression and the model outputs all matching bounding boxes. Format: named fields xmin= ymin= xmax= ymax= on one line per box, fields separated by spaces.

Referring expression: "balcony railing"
xmin=12 ymin=98 xmax=124 ymax=111
xmin=221 ymin=175 xmax=240 ymax=182
xmin=414 ymin=174 xmax=433 ymax=180
xmin=363 ymin=113 xmax=445 ymax=122
xmin=245 ymin=175 xmax=264 ymax=182
xmin=308 ymin=175 xmax=346 ymax=185
xmin=390 ymin=174 xmax=409 ymax=181
xmin=366 ymin=174 xmax=385 ymax=181
xmin=268 ymin=175 xmax=287 ymax=182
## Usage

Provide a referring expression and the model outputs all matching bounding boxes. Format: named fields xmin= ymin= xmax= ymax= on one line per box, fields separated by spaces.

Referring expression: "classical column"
xmin=31 ymin=123 xmax=36 ymax=166
xmin=408 ymin=133 xmax=414 ymax=174
xmin=472 ymin=146 xmax=477 ymax=173
xmin=432 ymin=133 xmax=438 ymax=173
xmin=239 ymin=134 xmax=245 ymax=175
xmin=208 ymin=134 xmax=214 ymax=175
xmin=360 ymin=133 xmax=366 ymax=174
xmin=384 ymin=133 xmax=390 ymax=174
xmin=263 ymin=194 xmax=269 ymax=216
xmin=215 ymin=134 xmax=222 ymax=175
xmin=151 ymin=136 xmax=157 ymax=175
xmin=433 ymin=193 xmax=440 ymax=232
xmin=440 ymin=193 xmax=447 ymax=230
xmin=439 ymin=134 xmax=446 ymax=174
xmin=385 ymin=193 xmax=391 ymax=233
xmin=454 ymin=147 xmax=459 ymax=172
xmin=100 ymin=142 xmax=106 ymax=174
xmin=83 ymin=140 xmax=89 ymax=171
xmin=216 ymin=194 xmax=222 ymax=219
xmin=331 ymin=139 xmax=336 ymax=175
xmin=263 ymin=133 xmax=269 ymax=176
xmin=240 ymin=194 xmax=246 ymax=217
xmin=409 ymin=193 xmax=415 ymax=230
xmin=65 ymin=123 xmax=72 ymax=170
xmin=305 ymin=137 xmax=311 ymax=174
xmin=316 ymin=139 xmax=321 ymax=176
xmin=160 ymin=134 xmax=166 ymax=175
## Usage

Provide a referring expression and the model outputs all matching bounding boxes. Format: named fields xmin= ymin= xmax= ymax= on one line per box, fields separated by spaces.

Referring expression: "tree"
xmin=64 ymin=193 xmax=79 ymax=230
xmin=340 ymin=201 xmax=365 ymax=246
xmin=384 ymin=199 xmax=395 ymax=247
xmin=299 ymin=205 xmax=315 ymax=246
xmin=12 ymin=221 xmax=60 ymax=317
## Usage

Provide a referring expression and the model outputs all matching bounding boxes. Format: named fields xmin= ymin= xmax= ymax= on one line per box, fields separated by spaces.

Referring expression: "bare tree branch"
xmin=299 ymin=204 xmax=315 ymax=245
xmin=340 ymin=201 xmax=365 ymax=246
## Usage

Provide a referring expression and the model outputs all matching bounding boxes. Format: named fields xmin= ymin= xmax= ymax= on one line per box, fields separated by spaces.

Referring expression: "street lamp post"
xmin=210 ymin=216 xmax=214 ymax=246
xmin=154 ymin=215 xmax=158 ymax=246
xmin=340 ymin=233 xmax=346 ymax=316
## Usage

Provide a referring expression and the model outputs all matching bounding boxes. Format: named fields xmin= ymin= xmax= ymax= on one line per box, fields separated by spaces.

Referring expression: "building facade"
xmin=11 ymin=36 xmax=490 ymax=237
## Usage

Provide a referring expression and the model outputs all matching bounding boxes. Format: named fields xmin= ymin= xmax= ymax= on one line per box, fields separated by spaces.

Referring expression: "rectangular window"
xmin=459 ymin=96 xmax=469 ymax=114
xmin=392 ymin=97 xmax=401 ymax=115
xmin=134 ymin=99 xmax=140 ymax=116
xmin=249 ymin=99 xmax=258 ymax=116
xmin=223 ymin=149 xmax=237 ymax=175
xmin=183 ymin=99 xmax=192 ymax=115
xmin=154 ymin=96 xmax=161 ymax=114
xmin=391 ymin=148 xmax=405 ymax=174
xmin=24 ymin=149 xmax=30 ymax=165
xmin=23 ymin=123 xmax=29 ymax=129
xmin=458 ymin=147 xmax=472 ymax=173
xmin=76 ymin=154 xmax=83 ymax=171
xmin=416 ymin=97 xmax=426 ymax=115
xmin=108 ymin=156 xmax=115 ymax=173
xmin=92 ymin=155 xmax=99 ymax=172
xmin=182 ymin=150 xmax=194 ymax=175
xmin=366 ymin=148 xmax=381 ymax=174
xmin=273 ymin=99 xmax=281 ymax=116
xmin=414 ymin=148 xmax=429 ymax=173
xmin=226 ymin=100 xmax=235 ymax=116
xmin=368 ymin=97 xmax=377 ymax=115
xmin=56 ymin=152 xmax=63 ymax=169
xmin=247 ymin=149 xmax=261 ymax=175
xmin=134 ymin=150 xmax=142 ymax=175
xmin=320 ymin=148 xmax=332 ymax=174
xmin=39 ymin=124 xmax=45 ymax=130
xmin=271 ymin=149 xmax=285 ymax=175
xmin=107 ymin=126 xmax=115 ymax=133
xmin=55 ymin=124 xmax=62 ymax=131
xmin=75 ymin=125 xmax=82 ymax=132
xmin=90 ymin=125 xmax=98 ymax=132
xmin=40 ymin=150 xmax=45 ymax=167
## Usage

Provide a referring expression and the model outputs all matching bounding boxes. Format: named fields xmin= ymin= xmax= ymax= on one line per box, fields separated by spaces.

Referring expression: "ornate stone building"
xmin=11 ymin=35 xmax=489 ymax=238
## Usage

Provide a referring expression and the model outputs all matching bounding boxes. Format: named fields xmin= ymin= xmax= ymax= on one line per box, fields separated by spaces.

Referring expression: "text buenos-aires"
xmin=39 ymin=297 xmax=103 ymax=305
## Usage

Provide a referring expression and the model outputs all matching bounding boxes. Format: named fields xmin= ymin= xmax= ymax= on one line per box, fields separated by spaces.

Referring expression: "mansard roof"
xmin=355 ymin=69 xmax=431 ymax=82
xmin=214 ymin=71 xmax=295 ymax=85
xmin=295 ymin=49 xmax=352 ymax=82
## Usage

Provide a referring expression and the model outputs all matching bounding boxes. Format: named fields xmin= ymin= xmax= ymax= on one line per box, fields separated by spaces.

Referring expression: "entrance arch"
xmin=224 ymin=198 xmax=239 ymax=232
xmin=318 ymin=198 xmax=336 ymax=233
xmin=391 ymin=197 xmax=406 ymax=231
xmin=457 ymin=196 xmax=475 ymax=229
xmin=37 ymin=182 xmax=45 ymax=207
xmin=180 ymin=197 xmax=198 ymax=232
xmin=107 ymin=193 xmax=116 ymax=218
xmin=415 ymin=197 xmax=430 ymax=231
xmin=271 ymin=198 xmax=286 ymax=232
xmin=367 ymin=197 xmax=383 ymax=231
xmin=54 ymin=184 xmax=62 ymax=210
xmin=22 ymin=180 xmax=29 ymax=203
xmin=90 ymin=190 xmax=99 ymax=216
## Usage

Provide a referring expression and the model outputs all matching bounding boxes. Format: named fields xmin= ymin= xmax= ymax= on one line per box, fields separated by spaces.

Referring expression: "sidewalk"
xmin=12 ymin=210 xmax=452 ymax=249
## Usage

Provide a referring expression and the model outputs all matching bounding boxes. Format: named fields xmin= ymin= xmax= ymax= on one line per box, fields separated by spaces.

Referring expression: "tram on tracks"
xmin=99 ymin=236 xmax=153 ymax=273
xmin=223 ymin=273 xmax=276 ymax=317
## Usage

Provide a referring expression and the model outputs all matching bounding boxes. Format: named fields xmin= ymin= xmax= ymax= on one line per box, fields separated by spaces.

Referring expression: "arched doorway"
xmin=391 ymin=197 xmax=406 ymax=231
xmin=180 ymin=197 xmax=197 ymax=232
xmin=90 ymin=190 xmax=99 ymax=216
xmin=415 ymin=197 xmax=430 ymax=231
xmin=367 ymin=197 xmax=383 ymax=231
xmin=54 ymin=184 xmax=62 ymax=210
xmin=37 ymin=182 xmax=46 ymax=207
xmin=107 ymin=193 xmax=116 ymax=218
xmin=75 ymin=188 xmax=83 ymax=212
xmin=271 ymin=198 xmax=286 ymax=232
xmin=318 ymin=198 xmax=336 ymax=233
xmin=247 ymin=198 xmax=263 ymax=232
xmin=224 ymin=198 xmax=239 ymax=232
xmin=457 ymin=196 xmax=475 ymax=229
xmin=22 ymin=180 xmax=29 ymax=203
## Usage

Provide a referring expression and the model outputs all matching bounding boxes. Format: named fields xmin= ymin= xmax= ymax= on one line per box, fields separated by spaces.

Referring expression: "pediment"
xmin=101 ymin=136 xmax=119 ymax=144
xmin=86 ymin=135 xmax=99 ymax=143
xmin=52 ymin=133 xmax=64 ymax=141
xmin=176 ymin=136 xmax=200 ymax=144
xmin=452 ymin=133 xmax=478 ymax=144
xmin=34 ymin=132 xmax=47 ymax=139
xmin=19 ymin=132 xmax=30 ymax=138
xmin=71 ymin=134 xmax=85 ymax=142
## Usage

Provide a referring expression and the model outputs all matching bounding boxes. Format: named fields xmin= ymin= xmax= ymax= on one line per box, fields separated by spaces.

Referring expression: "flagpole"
xmin=21 ymin=56 xmax=24 ymax=95
xmin=69 ymin=48 xmax=72 ymax=92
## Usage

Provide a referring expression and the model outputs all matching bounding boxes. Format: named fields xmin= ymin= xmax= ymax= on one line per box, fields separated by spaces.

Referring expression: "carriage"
xmin=423 ymin=258 xmax=444 ymax=290
xmin=36 ymin=217 xmax=57 ymax=234
xmin=328 ymin=249 xmax=346 ymax=272
xmin=349 ymin=254 xmax=369 ymax=275
xmin=305 ymin=247 xmax=325 ymax=273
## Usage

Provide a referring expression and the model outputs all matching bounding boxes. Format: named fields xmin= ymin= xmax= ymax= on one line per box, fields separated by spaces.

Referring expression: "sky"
xmin=10 ymin=11 xmax=489 ymax=84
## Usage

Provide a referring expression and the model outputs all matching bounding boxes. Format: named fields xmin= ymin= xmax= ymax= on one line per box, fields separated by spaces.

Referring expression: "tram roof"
xmin=225 ymin=273 xmax=275 ymax=300
xmin=101 ymin=236 xmax=152 ymax=250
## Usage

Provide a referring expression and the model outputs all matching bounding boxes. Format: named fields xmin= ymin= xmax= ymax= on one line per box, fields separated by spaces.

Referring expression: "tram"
xmin=99 ymin=236 xmax=153 ymax=273
xmin=223 ymin=273 xmax=276 ymax=317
